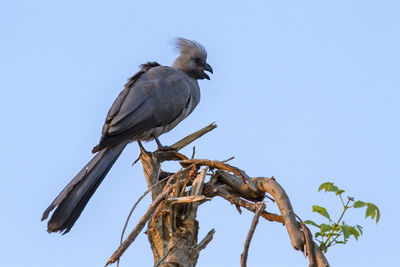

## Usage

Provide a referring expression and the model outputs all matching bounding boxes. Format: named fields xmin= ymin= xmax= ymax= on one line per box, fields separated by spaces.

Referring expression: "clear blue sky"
xmin=1 ymin=1 xmax=399 ymax=266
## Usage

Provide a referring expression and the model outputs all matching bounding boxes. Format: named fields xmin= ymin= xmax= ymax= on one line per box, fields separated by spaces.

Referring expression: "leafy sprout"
xmin=303 ymin=182 xmax=380 ymax=253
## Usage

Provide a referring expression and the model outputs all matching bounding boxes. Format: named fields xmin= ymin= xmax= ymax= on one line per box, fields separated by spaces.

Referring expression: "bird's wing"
xmin=100 ymin=62 xmax=160 ymax=137
xmin=93 ymin=65 xmax=194 ymax=151
xmin=108 ymin=67 xmax=193 ymax=134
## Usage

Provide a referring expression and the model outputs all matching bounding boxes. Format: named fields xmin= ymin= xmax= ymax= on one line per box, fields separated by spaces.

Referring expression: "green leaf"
xmin=356 ymin=225 xmax=363 ymax=235
xmin=348 ymin=226 xmax=360 ymax=240
xmin=353 ymin=201 xmax=366 ymax=208
xmin=303 ymin=220 xmax=319 ymax=228
xmin=341 ymin=225 xmax=351 ymax=239
xmin=366 ymin=204 xmax=375 ymax=219
xmin=312 ymin=205 xmax=331 ymax=221
xmin=320 ymin=224 xmax=333 ymax=232
xmin=366 ymin=203 xmax=381 ymax=223
xmin=376 ymin=208 xmax=381 ymax=223
xmin=336 ymin=189 xmax=345 ymax=195
xmin=318 ymin=182 xmax=333 ymax=192
xmin=327 ymin=184 xmax=339 ymax=192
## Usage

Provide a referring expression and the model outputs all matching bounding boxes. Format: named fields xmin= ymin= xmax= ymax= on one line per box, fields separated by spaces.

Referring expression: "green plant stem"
xmin=339 ymin=194 xmax=345 ymax=207
xmin=326 ymin=230 xmax=342 ymax=247
xmin=337 ymin=198 xmax=351 ymax=224
xmin=324 ymin=198 xmax=351 ymax=247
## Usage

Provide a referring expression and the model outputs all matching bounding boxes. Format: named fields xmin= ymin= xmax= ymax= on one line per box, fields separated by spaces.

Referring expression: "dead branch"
xmin=194 ymin=228 xmax=216 ymax=252
xmin=252 ymin=177 xmax=305 ymax=251
xmin=166 ymin=195 xmax=211 ymax=205
xmin=171 ymin=122 xmax=217 ymax=151
xmin=106 ymin=188 xmax=172 ymax=266
xmin=241 ymin=202 xmax=266 ymax=267
xmin=205 ymin=173 xmax=329 ymax=266
xmin=180 ymin=159 xmax=257 ymax=191
xmin=314 ymin=244 xmax=330 ymax=267
xmin=221 ymin=156 xmax=235 ymax=163
xmin=301 ymin=224 xmax=316 ymax=267
xmin=203 ymin=183 xmax=283 ymax=223
xmin=106 ymin=123 xmax=330 ymax=267
xmin=214 ymin=171 xmax=265 ymax=201
xmin=120 ymin=175 xmax=173 ymax=245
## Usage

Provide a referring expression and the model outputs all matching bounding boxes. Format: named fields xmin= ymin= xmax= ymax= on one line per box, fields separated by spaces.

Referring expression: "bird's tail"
xmin=41 ymin=141 xmax=128 ymax=234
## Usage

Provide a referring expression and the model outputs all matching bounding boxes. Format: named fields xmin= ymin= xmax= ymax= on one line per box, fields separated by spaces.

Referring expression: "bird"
xmin=41 ymin=37 xmax=213 ymax=234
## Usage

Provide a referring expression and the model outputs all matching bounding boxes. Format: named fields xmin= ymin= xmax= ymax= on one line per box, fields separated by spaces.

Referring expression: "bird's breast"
xmin=135 ymin=91 xmax=197 ymax=142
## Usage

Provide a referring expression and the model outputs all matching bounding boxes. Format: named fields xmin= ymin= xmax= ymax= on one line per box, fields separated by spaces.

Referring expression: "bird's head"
xmin=173 ymin=37 xmax=213 ymax=80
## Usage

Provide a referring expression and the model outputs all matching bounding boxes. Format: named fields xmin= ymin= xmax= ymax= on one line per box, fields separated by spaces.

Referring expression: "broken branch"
xmin=106 ymin=188 xmax=172 ymax=266
xmin=171 ymin=122 xmax=217 ymax=151
xmin=241 ymin=202 xmax=266 ymax=267
xmin=166 ymin=195 xmax=211 ymax=205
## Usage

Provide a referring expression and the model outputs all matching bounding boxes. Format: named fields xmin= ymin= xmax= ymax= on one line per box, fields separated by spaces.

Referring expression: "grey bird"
xmin=41 ymin=38 xmax=213 ymax=234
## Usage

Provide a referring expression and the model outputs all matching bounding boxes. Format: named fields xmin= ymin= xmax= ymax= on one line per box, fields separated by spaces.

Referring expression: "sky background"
xmin=1 ymin=0 xmax=399 ymax=266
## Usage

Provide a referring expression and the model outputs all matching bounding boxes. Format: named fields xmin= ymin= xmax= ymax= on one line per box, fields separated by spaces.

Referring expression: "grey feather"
xmin=42 ymin=142 xmax=127 ymax=234
xmin=42 ymin=38 xmax=212 ymax=234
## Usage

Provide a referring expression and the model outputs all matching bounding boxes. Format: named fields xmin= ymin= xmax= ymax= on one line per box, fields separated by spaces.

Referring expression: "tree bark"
xmin=106 ymin=123 xmax=329 ymax=267
xmin=140 ymin=148 xmax=212 ymax=267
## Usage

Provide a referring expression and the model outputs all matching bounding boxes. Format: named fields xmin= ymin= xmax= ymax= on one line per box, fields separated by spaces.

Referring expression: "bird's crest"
xmin=175 ymin=37 xmax=207 ymax=61
xmin=173 ymin=38 xmax=208 ymax=73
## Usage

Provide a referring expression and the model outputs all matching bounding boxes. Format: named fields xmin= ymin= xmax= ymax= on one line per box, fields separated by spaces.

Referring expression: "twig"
xmin=120 ymin=176 xmax=172 ymax=245
xmin=166 ymin=195 xmax=211 ymax=205
xmin=241 ymin=202 xmax=266 ymax=267
xmin=171 ymin=122 xmax=217 ymax=151
xmin=117 ymin=188 xmax=149 ymax=267
xmin=106 ymin=188 xmax=172 ymax=266
xmin=195 ymin=228 xmax=216 ymax=252
xmin=191 ymin=146 xmax=196 ymax=159
xmin=221 ymin=156 xmax=235 ymax=163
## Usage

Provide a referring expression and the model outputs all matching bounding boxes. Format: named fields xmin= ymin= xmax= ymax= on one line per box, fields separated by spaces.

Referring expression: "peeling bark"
xmin=106 ymin=123 xmax=330 ymax=267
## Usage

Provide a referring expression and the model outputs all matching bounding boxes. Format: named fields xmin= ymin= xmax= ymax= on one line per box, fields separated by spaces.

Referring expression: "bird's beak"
xmin=204 ymin=63 xmax=213 ymax=80
xmin=204 ymin=63 xmax=213 ymax=73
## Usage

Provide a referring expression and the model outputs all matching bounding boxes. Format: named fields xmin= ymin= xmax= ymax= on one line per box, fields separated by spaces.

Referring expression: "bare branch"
xmin=180 ymin=159 xmax=257 ymax=191
xmin=166 ymin=195 xmax=211 ymax=205
xmin=120 ymin=175 xmax=172 ymax=245
xmin=214 ymin=171 xmax=265 ymax=201
xmin=252 ymin=177 xmax=304 ymax=251
xmin=241 ymin=202 xmax=266 ymax=267
xmin=171 ymin=122 xmax=217 ymax=151
xmin=190 ymin=167 xmax=208 ymax=196
xmin=106 ymin=188 xmax=172 ymax=266
xmin=205 ymin=174 xmax=330 ymax=266
xmin=301 ymin=223 xmax=316 ymax=267
xmin=221 ymin=156 xmax=235 ymax=163
xmin=195 ymin=228 xmax=216 ymax=252
xmin=203 ymin=183 xmax=284 ymax=223
xmin=108 ymin=125 xmax=331 ymax=267
xmin=314 ymin=244 xmax=330 ymax=267
xmin=191 ymin=146 xmax=196 ymax=159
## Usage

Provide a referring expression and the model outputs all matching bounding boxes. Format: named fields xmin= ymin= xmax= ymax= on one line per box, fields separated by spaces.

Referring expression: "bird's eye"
xmin=194 ymin=57 xmax=201 ymax=64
